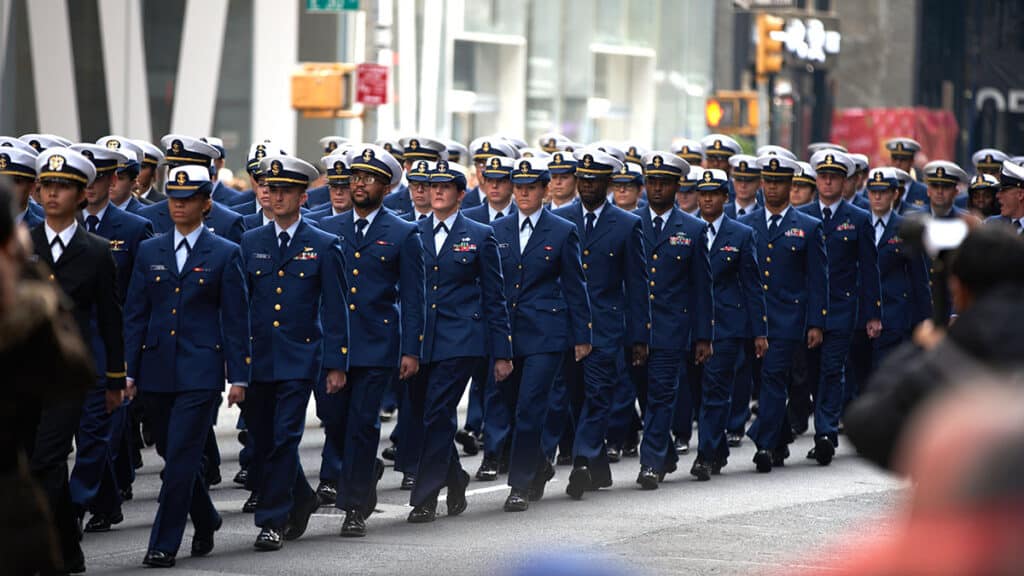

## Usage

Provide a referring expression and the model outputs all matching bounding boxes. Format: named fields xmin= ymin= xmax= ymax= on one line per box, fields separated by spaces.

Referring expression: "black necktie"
xmin=50 ymin=235 xmax=65 ymax=250
xmin=585 ymin=212 xmax=596 ymax=238
xmin=521 ymin=218 xmax=533 ymax=232
xmin=86 ymin=214 xmax=99 ymax=233
xmin=434 ymin=222 xmax=448 ymax=235
xmin=278 ymin=231 xmax=290 ymax=250
xmin=738 ymin=208 xmax=746 ymax=216
xmin=768 ymin=214 xmax=781 ymax=237
xmin=653 ymin=215 xmax=663 ymax=238
xmin=355 ymin=218 xmax=368 ymax=242
xmin=494 ymin=211 xmax=504 ymax=221
xmin=823 ymin=206 xmax=832 ymax=226
xmin=418 ymin=213 xmax=427 ymax=221
xmin=177 ymin=238 xmax=191 ymax=256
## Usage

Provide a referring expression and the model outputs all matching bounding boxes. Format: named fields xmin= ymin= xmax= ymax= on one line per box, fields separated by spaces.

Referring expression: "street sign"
xmin=306 ymin=0 xmax=359 ymax=13
xmin=356 ymin=63 xmax=389 ymax=106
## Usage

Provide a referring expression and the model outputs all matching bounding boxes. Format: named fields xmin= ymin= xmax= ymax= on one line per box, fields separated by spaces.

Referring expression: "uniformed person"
xmin=94 ymin=137 xmax=147 ymax=214
xmin=885 ymin=138 xmax=929 ymax=208
xmin=725 ymin=154 xmax=763 ymax=218
xmin=308 ymin=152 xmax=353 ymax=221
xmin=382 ymin=136 xmax=447 ymax=217
xmin=798 ymin=150 xmax=881 ymax=466
xmin=443 ymin=139 xmax=469 ymax=164
xmin=633 ymin=152 xmax=712 ymax=488
xmin=70 ymin=143 xmax=154 ymax=531
xmin=757 ymin=145 xmax=799 ymax=161
xmin=790 ymin=162 xmax=817 ymax=207
xmin=241 ymin=155 xmax=349 ymax=551
xmin=991 ymin=162 xmax=1024 ymax=232
xmin=546 ymin=150 xmax=579 ymax=210
xmin=849 ymin=153 xmax=871 ymax=206
xmin=923 ymin=160 xmax=972 ymax=220
xmin=891 ymin=168 xmax=922 ymax=216
xmin=550 ymin=149 xmax=649 ymax=500
xmin=466 ymin=137 xmax=517 ymax=210
xmin=488 ymin=157 xmax=591 ymax=511
xmin=863 ymin=168 xmax=931 ymax=367
xmin=610 ymin=162 xmax=646 ymax=211
xmin=123 ymin=165 xmax=249 ymax=567
xmin=700 ymin=134 xmax=741 ymax=201
xmin=405 ymin=161 xmax=512 ymax=522
xmin=134 ymin=139 xmax=166 ymax=204
xmin=29 ymin=148 xmax=124 ymax=574
xmin=0 ymin=146 xmax=44 ymax=229
xmin=972 ymin=148 xmax=1008 ymax=178
xmin=967 ymin=173 xmax=1001 ymax=219
xmin=739 ymin=155 xmax=827 ymax=472
xmin=694 ymin=168 xmax=767 ymax=480
xmin=20 ymin=133 xmax=73 ymax=152
xmin=303 ymin=137 xmax=346 ymax=211
xmin=317 ymin=144 xmax=424 ymax=537
xmin=138 ymin=136 xmax=245 ymax=243
xmin=671 ymin=139 xmax=703 ymax=167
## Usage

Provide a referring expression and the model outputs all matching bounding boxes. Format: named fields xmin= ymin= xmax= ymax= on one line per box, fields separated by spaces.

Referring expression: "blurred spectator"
xmin=846 ymin=224 xmax=1024 ymax=471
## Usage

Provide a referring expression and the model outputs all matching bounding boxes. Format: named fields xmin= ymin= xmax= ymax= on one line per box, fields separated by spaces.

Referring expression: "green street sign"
xmin=306 ymin=0 xmax=359 ymax=12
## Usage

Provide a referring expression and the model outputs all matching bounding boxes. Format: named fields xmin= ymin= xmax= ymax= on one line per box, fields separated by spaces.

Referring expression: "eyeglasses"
xmin=350 ymin=174 xmax=381 ymax=185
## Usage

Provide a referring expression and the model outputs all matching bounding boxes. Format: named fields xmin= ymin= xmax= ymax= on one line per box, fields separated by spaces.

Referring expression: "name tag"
xmin=149 ymin=264 xmax=167 ymax=271
xmin=253 ymin=253 xmax=272 ymax=260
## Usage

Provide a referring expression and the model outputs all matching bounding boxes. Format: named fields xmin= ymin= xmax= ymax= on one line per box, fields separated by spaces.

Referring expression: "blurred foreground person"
xmin=846 ymin=224 xmax=1024 ymax=471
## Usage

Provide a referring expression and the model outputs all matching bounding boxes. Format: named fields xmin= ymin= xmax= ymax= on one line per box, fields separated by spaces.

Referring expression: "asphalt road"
xmin=81 ymin=401 xmax=903 ymax=575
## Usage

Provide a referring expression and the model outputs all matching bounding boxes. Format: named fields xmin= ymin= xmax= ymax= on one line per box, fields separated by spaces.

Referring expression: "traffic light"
xmin=291 ymin=62 xmax=360 ymax=118
xmin=756 ymin=14 xmax=785 ymax=77
xmin=705 ymin=91 xmax=759 ymax=136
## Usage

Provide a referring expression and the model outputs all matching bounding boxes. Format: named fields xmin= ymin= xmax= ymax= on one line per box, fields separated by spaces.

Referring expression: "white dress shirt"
xmin=488 ymin=201 xmax=513 ymax=222
xmin=734 ymin=199 xmax=758 ymax=217
xmin=44 ymin=221 xmax=77 ymax=263
xmin=354 ymin=206 xmax=381 ymax=237
xmin=173 ymin=224 xmax=203 ymax=273
xmin=706 ymin=213 xmax=725 ymax=251
xmin=413 ymin=209 xmax=431 ymax=221
xmin=274 ymin=216 xmax=301 ymax=248
xmin=518 ymin=210 xmax=541 ymax=253
xmin=432 ymin=212 xmax=458 ymax=254
xmin=765 ymin=205 xmax=790 ymax=226
xmin=873 ymin=211 xmax=891 ymax=246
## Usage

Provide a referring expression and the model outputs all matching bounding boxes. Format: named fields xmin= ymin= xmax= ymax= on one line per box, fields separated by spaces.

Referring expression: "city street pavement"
xmin=81 ymin=399 xmax=903 ymax=575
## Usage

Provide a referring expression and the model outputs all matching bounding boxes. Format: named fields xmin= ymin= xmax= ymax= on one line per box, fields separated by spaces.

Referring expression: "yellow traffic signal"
xmin=756 ymin=14 xmax=785 ymax=77
xmin=705 ymin=91 xmax=758 ymax=135
xmin=706 ymin=99 xmax=724 ymax=128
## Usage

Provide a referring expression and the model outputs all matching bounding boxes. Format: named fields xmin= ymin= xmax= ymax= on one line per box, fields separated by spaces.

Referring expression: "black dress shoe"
xmin=446 ymin=469 xmax=470 ymax=516
xmin=637 ymin=467 xmax=660 ymax=490
xmin=85 ymin=510 xmax=124 ymax=532
xmin=284 ymin=494 xmax=319 ymax=541
xmin=674 ymin=439 xmax=690 ymax=455
xmin=133 ymin=451 xmax=144 ymax=470
xmin=380 ymin=408 xmax=396 ymax=422
xmin=65 ymin=547 xmax=86 ymax=574
xmin=606 ymin=446 xmax=622 ymax=463
xmin=753 ymin=449 xmax=773 ymax=473
xmin=233 ymin=468 xmax=249 ymax=486
xmin=401 ymin=473 xmax=417 ymax=490
xmin=711 ymin=458 xmax=727 ymax=475
xmin=555 ymin=452 xmax=572 ymax=466
xmin=206 ymin=469 xmax=222 ymax=487
xmin=657 ymin=459 xmax=679 ymax=482
xmin=407 ymin=502 xmax=437 ymax=523
xmin=475 ymin=457 xmax=499 ymax=481
xmin=772 ymin=445 xmax=790 ymax=467
xmin=811 ymin=435 xmax=835 ymax=465
xmin=340 ymin=510 xmax=366 ymax=537
xmin=689 ymin=460 xmax=711 ymax=482
xmin=254 ymin=527 xmax=283 ymax=551
xmin=566 ymin=466 xmax=591 ymax=500
xmin=120 ymin=487 xmax=133 ymax=501
xmin=238 ymin=429 xmax=248 ymax=445
xmin=143 ymin=549 xmax=176 ymax=567
xmin=243 ymin=492 xmax=260 ymax=513
xmin=455 ymin=429 xmax=480 ymax=456
xmin=191 ymin=516 xmax=222 ymax=557
xmin=381 ymin=444 xmax=397 ymax=461
xmin=622 ymin=444 xmax=639 ymax=458
xmin=316 ymin=480 xmax=337 ymax=506
xmin=528 ymin=461 xmax=555 ymax=502
xmin=727 ymin=433 xmax=743 ymax=448
xmin=503 ymin=489 xmax=529 ymax=512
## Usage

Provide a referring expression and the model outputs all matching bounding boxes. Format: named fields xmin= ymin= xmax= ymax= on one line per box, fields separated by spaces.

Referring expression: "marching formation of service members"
xmin=7 ymin=126 xmax=1024 ymax=572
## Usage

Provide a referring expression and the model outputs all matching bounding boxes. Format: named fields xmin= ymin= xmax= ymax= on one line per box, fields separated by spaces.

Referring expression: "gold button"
xmin=433 ymin=265 xmax=439 ymax=271
xmin=649 ymin=294 xmax=655 ymax=300
xmin=273 ymin=320 xmax=280 ymax=327
xmin=352 ymin=269 xmax=359 ymax=276
xmin=650 ymin=267 xmax=656 ymax=273
xmin=763 ymin=284 xmax=769 ymax=290
xmin=349 ymin=304 xmax=356 ymax=311
xmin=198 ymin=278 xmax=204 ymax=284
xmin=174 ymin=287 xmax=180 ymax=293
xmin=48 ymin=273 xmax=55 ymax=281
xmin=276 ymin=287 xmax=283 ymax=294
xmin=171 ymin=308 xmax=176 ymax=315
xmin=766 ymin=256 xmax=772 ymax=263
xmin=431 ymin=303 xmax=437 ymax=309
xmin=583 ymin=249 xmax=589 ymax=256
xmin=341 ymin=347 xmax=348 ymax=354
xmin=274 ymin=304 xmax=281 ymax=311
xmin=433 ymin=285 xmax=438 ymax=290
xmin=649 ymin=281 xmax=655 ymax=287
xmin=646 ymin=322 xmax=651 ymax=329
xmin=768 ymin=243 xmax=774 ymax=250
xmin=764 ymin=270 xmax=770 ymax=277
xmin=305 ymin=338 xmax=311 ymax=343
xmin=169 ymin=330 xmax=175 ymax=336
xmin=822 ymin=309 xmax=828 ymax=316
xmin=418 ymin=334 xmax=424 ymax=342
xmin=587 ymin=322 xmax=593 ymax=329
xmin=512 ymin=302 xmax=517 ymax=308
xmin=155 ymin=276 xmax=161 ymax=282
xmin=256 ymin=270 xmax=261 ymax=276
xmin=517 ymin=264 xmax=522 ymax=270
xmin=245 ymin=356 xmax=251 ymax=365
xmin=383 ymin=319 xmax=389 ymax=324
xmin=354 ymin=251 xmax=361 ymax=259
xmin=350 ymin=287 xmax=357 ymax=294
xmin=763 ymin=315 xmax=768 ymax=322
xmin=299 ymin=272 xmax=305 ymax=277
xmin=380 ymin=256 xmax=385 ymax=261
xmin=278 ymin=270 xmax=285 ymax=277
xmin=514 ymin=283 xmax=520 ymax=289
xmin=609 ymin=252 xmax=614 ymax=257
xmin=582 ymin=263 xmax=589 ymax=270
xmin=652 ymin=254 xmax=659 ymax=260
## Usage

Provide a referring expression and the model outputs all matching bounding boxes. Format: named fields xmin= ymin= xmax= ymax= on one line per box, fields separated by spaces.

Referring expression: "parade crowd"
xmin=4 ymin=128 xmax=1024 ymax=573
